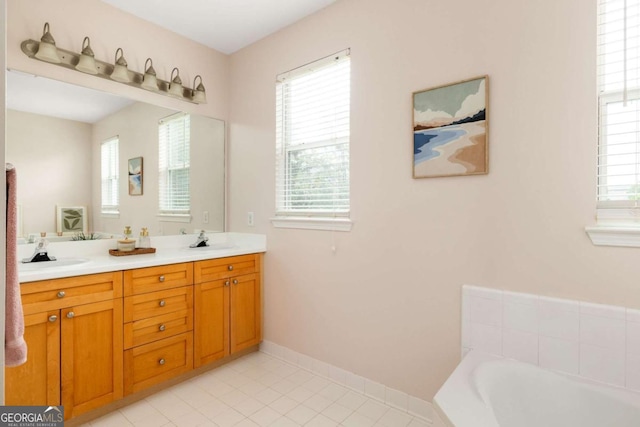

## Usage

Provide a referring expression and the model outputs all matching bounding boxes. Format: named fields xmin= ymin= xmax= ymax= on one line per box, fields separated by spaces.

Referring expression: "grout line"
xmin=259 ymin=340 xmax=433 ymax=424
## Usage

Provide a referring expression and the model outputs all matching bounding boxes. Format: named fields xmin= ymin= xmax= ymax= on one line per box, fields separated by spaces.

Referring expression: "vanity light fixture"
xmin=168 ymin=67 xmax=183 ymax=98
xmin=110 ymin=48 xmax=131 ymax=83
xmin=192 ymin=75 xmax=207 ymax=104
xmin=34 ymin=23 xmax=61 ymax=63
xmin=75 ymin=37 xmax=98 ymax=74
xmin=21 ymin=23 xmax=206 ymax=104
xmin=141 ymin=58 xmax=159 ymax=92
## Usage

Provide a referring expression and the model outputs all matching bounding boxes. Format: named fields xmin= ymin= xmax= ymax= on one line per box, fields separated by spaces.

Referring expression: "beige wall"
xmin=6 ymin=110 xmax=92 ymax=235
xmin=227 ymin=0 xmax=621 ymax=400
xmin=91 ymin=103 xmax=225 ymax=236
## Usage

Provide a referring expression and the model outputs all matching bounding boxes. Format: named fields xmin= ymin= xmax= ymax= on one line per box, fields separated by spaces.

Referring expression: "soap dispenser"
xmin=138 ymin=227 xmax=151 ymax=249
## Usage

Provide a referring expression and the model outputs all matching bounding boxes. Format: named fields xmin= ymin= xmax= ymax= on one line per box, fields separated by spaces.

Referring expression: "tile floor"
xmin=84 ymin=352 xmax=429 ymax=427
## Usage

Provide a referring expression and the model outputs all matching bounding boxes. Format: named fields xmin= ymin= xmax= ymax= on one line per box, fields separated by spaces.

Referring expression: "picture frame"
xmin=413 ymin=75 xmax=488 ymax=178
xmin=56 ymin=205 xmax=88 ymax=234
xmin=128 ymin=156 xmax=143 ymax=195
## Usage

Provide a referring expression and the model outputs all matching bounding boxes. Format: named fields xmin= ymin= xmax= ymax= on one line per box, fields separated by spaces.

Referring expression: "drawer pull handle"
xmin=233 ymin=279 xmax=239 ymax=285
xmin=228 ymin=265 xmax=233 ymax=271
xmin=159 ymin=299 xmax=166 ymax=307
xmin=159 ymin=275 xmax=165 ymax=282
xmin=57 ymin=291 xmax=65 ymax=298
xmin=224 ymin=280 xmax=230 ymax=287
xmin=159 ymin=324 xmax=166 ymax=332
xmin=66 ymin=312 xmax=75 ymax=319
xmin=48 ymin=315 xmax=57 ymax=323
xmin=158 ymin=358 xmax=166 ymax=366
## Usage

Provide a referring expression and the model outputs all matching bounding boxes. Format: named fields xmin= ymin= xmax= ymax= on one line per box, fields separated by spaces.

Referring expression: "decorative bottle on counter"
xmin=138 ymin=227 xmax=151 ymax=248
xmin=117 ymin=225 xmax=135 ymax=252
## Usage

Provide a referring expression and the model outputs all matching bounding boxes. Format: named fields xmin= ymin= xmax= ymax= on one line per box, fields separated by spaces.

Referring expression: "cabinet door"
xmin=61 ymin=299 xmax=123 ymax=420
xmin=194 ymin=279 xmax=229 ymax=367
xmin=5 ymin=311 xmax=60 ymax=406
xmin=230 ymin=273 xmax=262 ymax=354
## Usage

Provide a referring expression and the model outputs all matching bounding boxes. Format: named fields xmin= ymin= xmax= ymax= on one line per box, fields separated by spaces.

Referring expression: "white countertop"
xmin=17 ymin=232 xmax=266 ymax=283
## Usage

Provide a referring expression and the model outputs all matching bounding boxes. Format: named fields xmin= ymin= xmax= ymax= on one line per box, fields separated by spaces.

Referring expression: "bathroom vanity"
xmin=5 ymin=233 xmax=265 ymax=422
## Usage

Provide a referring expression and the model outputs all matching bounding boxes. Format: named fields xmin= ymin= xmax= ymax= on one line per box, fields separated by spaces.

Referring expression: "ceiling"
xmin=100 ymin=0 xmax=338 ymax=54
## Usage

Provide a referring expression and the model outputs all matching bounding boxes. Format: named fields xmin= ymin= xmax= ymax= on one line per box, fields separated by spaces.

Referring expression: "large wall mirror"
xmin=6 ymin=70 xmax=225 ymax=242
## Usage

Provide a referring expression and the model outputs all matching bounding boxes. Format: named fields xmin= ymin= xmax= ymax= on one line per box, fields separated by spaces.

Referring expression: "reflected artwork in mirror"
xmin=6 ymin=70 xmax=225 ymax=242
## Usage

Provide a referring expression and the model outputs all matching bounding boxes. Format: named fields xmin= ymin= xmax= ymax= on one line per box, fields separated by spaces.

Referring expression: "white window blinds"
xmin=159 ymin=113 xmax=190 ymax=215
xmin=101 ymin=136 xmax=119 ymax=214
xmin=598 ymin=0 xmax=640 ymax=218
xmin=275 ymin=49 xmax=351 ymax=217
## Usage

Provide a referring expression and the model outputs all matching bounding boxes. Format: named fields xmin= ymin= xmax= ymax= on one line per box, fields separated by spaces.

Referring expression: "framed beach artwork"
xmin=128 ymin=157 xmax=143 ymax=195
xmin=413 ymin=76 xmax=488 ymax=178
xmin=56 ymin=205 xmax=88 ymax=234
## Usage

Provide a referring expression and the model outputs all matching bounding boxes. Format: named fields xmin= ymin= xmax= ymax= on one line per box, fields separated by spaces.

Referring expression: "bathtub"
xmin=433 ymin=350 xmax=640 ymax=427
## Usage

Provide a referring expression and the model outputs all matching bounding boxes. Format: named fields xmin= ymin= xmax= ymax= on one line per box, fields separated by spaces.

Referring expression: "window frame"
xmin=587 ymin=0 xmax=640 ymax=246
xmin=100 ymin=136 xmax=119 ymax=217
xmin=272 ymin=49 xmax=353 ymax=231
xmin=158 ymin=112 xmax=192 ymax=222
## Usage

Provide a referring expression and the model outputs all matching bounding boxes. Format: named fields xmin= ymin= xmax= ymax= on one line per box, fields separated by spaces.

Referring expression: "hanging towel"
xmin=5 ymin=164 xmax=26 ymax=366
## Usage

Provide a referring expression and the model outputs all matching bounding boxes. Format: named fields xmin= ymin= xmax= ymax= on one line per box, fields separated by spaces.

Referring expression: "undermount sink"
xmin=19 ymin=257 xmax=91 ymax=271
xmin=187 ymin=242 xmax=237 ymax=250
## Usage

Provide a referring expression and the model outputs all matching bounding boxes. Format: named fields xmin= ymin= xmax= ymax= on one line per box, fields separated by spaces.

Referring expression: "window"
xmin=597 ymin=0 xmax=640 ymax=219
xmin=273 ymin=49 xmax=352 ymax=231
xmin=101 ymin=136 xmax=119 ymax=215
xmin=159 ymin=113 xmax=191 ymax=219
xmin=588 ymin=0 xmax=640 ymax=245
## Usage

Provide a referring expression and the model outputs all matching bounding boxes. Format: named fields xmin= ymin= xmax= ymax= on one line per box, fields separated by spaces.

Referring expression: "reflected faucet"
xmin=22 ymin=237 xmax=57 ymax=263
xmin=189 ymin=230 xmax=209 ymax=248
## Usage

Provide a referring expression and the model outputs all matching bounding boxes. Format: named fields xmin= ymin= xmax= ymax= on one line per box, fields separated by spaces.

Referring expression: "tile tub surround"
xmin=259 ymin=341 xmax=433 ymax=424
xmin=462 ymin=285 xmax=640 ymax=391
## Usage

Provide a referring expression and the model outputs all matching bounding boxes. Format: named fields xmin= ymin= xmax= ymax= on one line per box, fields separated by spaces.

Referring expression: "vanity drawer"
xmin=124 ymin=332 xmax=193 ymax=395
xmin=124 ymin=286 xmax=193 ymax=322
xmin=124 ymin=308 xmax=193 ymax=349
xmin=20 ymin=272 xmax=123 ymax=315
xmin=124 ymin=263 xmax=193 ymax=296
xmin=194 ymin=254 xmax=260 ymax=284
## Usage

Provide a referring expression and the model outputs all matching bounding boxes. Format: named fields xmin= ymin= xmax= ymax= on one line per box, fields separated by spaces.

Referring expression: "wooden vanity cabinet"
xmin=194 ymin=254 xmax=262 ymax=367
xmin=123 ymin=263 xmax=194 ymax=395
xmin=7 ymin=253 xmax=263 ymax=422
xmin=5 ymin=272 xmax=123 ymax=420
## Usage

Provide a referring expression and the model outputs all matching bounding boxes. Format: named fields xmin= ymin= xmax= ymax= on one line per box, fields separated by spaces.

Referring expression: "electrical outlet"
xmin=248 ymin=212 xmax=254 ymax=226
xmin=203 ymin=211 xmax=209 ymax=224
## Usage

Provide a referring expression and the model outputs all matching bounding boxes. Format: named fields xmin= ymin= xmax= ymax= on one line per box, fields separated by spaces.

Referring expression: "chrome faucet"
xmin=22 ymin=238 xmax=57 ymax=263
xmin=189 ymin=230 xmax=209 ymax=248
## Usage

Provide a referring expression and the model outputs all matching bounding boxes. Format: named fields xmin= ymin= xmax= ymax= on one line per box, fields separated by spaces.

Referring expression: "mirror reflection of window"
xmin=101 ymin=136 xmax=120 ymax=216
xmin=159 ymin=113 xmax=191 ymax=218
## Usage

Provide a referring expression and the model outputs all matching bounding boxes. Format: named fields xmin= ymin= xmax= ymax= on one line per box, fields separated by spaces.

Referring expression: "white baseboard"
xmin=259 ymin=340 xmax=433 ymax=423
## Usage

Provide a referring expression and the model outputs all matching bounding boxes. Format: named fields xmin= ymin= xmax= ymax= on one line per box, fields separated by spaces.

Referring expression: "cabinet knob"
xmin=159 ymin=275 xmax=165 ymax=282
xmin=159 ymin=299 xmax=166 ymax=307
xmin=233 ymin=279 xmax=239 ymax=285
xmin=228 ymin=265 xmax=233 ymax=271
xmin=159 ymin=324 xmax=166 ymax=332
xmin=66 ymin=312 xmax=75 ymax=319
xmin=224 ymin=280 xmax=230 ymax=287
xmin=57 ymin=291 xmax=66 ymax=298
xmin=48 ymin=315 xmax=57 ymax=323
xmin=158 ymin=358 xmax=166 ymax=366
